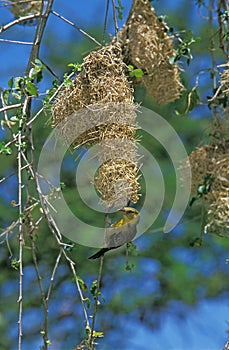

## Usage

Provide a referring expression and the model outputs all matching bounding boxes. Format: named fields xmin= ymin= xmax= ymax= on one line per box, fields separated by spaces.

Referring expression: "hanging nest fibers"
xmin=116 ymin=0 xmax=184 ymax=105
xmin=52 ymin=43 xmax=141 ymax=208
xmin=188 ymin=124 xmax=229 ymax=237
xmin=52 ymin=44 xmax=134 ymax=144
xmin=219 ymin=59 xmax=229 ymax=95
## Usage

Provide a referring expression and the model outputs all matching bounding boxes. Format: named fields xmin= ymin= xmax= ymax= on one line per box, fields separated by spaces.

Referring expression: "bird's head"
xmin=119 ymin=207 xmax=140 ymax=220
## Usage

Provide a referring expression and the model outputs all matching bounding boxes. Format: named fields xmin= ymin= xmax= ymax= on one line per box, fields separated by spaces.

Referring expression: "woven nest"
xmin=188 ymin=131 xmax=229 ymax=236
xmin=53 ymin=101 xmax=137 ymax=149
xmin=220 ymin=60 xmax=229 ymax=94
xmin=9 ymin=0 xmax=42 ymax=20
xmin=52 ymin=44 xmax=134 ymax=135
xmin=116 ymin=0 xmax=184 ymax=105
xmin=205 ymin=196 xmax=229 ymax=237
xmin=94 ymin=158 xmax=140 ymax=207
xmin=52 ymin=43 xmax=140 ymax=207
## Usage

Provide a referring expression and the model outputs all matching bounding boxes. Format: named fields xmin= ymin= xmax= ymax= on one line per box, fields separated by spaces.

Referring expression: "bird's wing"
xmin=104 ymin=221 xmax=137 ymax=248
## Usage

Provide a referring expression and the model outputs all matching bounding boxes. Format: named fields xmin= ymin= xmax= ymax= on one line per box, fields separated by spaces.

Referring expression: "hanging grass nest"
xmin=52 ymin=44 xmax=134 ymax=143
xmin=52 ymin=43 xmax=141 ymax=208
xmin=116 ymin=0 xmax=184 ymax=105
xmin=220 ymin=59 xmax=229 ymax=95
xmin=188 ymin=118 xmax=229 ymax=237
xmin=9 ymin=0 xmax=42 ymax=22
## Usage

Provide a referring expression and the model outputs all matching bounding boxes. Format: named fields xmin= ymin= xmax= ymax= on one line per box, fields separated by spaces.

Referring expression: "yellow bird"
xmin=88 ymin=207 xmax=140 ymax=259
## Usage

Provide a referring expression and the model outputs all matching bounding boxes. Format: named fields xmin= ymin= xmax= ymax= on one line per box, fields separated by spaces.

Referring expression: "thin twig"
xmin=21 ymin=3 xmax=56 ymax=347
xmin=89 ymin=211 xmax=108 ymax=348
xmin=111 ymin=0 xmax=119 ymax=35
xmin=26 ymin=0 xmax=55 ymax=73
xmin=35 ymin=178 xmax=90 ymax=329
xmin=0 ymin=220 xmax=20 ymax=239
xmin=4 ymin=133 xmax=24 ymax=148
xmin=46 ymin=250 xmax=63 ymax=301
xmin=0 ymin=14 xmax=41 ymax=33
xmin=0 ymin=171 xmax=16 ymax=183
xmin=6 ymin=232 xmax=13 ymax=258
xmin=89 ymin=255 xmax=104 ymax=349
xmin=0 ymin=103 xmax=23 ymax=114
xmin=0 ymin=39 xmax=33 ymax=45
xmin=51 ymin=10 xmax=102 ymax=47
xmin=102 ymin=0 xmax=110 ymax=44
xmin=209 ymin=0 xmax=220 ymax=126
xmin=207 ymin=84 xmax=222 ymax=102
xmin=30 ymin=237 xmax=49 ymax=349
xmin=21 ymin=151 xmax=35 ymax=178
xmin=0 ymin=90 xmax=16 ymax=142
xmin=64 ymin=250 xmax=90 ymax=330
xmin=39 ymin=58 xmax=62 ymax=82
xmin=17 ymin=98 xmax=29 ymax=350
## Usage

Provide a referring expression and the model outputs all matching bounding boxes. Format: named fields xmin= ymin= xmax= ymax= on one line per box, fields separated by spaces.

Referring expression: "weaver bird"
xmin=88 ymin=207 xmax=140 ymax=259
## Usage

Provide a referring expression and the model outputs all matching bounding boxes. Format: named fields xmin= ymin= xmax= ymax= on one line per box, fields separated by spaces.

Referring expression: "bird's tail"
xmin=88 ymin=247 xmax=113 ymax=259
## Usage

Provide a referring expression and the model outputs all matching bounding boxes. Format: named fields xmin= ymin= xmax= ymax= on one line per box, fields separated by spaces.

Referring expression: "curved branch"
xmin=0 ymin=14 xmax=40 ymax=33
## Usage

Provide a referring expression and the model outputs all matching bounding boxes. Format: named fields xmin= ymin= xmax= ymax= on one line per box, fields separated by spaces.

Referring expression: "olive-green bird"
xmin=88 ymin=207 xmax=140 ymax=259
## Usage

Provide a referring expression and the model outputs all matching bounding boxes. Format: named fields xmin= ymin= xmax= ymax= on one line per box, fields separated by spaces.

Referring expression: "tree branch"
xmin=51 ymin=10 xmax=102 ymax=47
xmin=0 ymin=14 xmax=41 ymax=33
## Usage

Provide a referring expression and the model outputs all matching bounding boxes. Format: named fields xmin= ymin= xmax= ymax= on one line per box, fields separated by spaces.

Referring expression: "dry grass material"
xmin=220 ymin=59 xmax=229 ymax=95
xmin=9 ymin=0 xmax=42 ymax=19
xmin=52 ymin=44 xmax=134 ymax=131
xmin=188 ymin=132 xmax=229 ymax=236
xmin=205 ymin=196 xmax=229 ymax=237
xmin=116 ymin=0 xmax=184 ymax=105
xmin=52 ymin=43 xmax=140 ymax=207
xmin=94 ymin=158 xmax=140 ymax=208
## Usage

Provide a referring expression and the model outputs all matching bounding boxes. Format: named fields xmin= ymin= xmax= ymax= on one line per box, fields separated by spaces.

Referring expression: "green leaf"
xmin=93 ymin=331 xmax=104 ymax=338
xmin=26 ymin=81 xmax=38 ymax=97
xmin=220 ymin=10 xmax=229 ymax=22
xmin=3 ymin=89 xmax=10 ymax=104
xmin=10 ymin=116 xmax=20 ymax=122
xmin=117 ymin=0 xmax=124 ymax=20
xmin=0 ymin=142 xmax=12 ymax=155
xmin=77 ymin=275 xmax=88 ymax=292
xmin=63 ymin=73 xmax=74 ymax=86
xmin=223 ymin=29 xmax=229 ymax=41
xmin=30 ymin=59 xmax=44 ymax=82
xmin=133 ymin=68 xmax=144 ymax=78
xmin=8 ymin=77 xmax=13 ymax=89
xmin=90 ymin=280 xmax=105 ymax=302
xmin=68 ymin=63 xmax=82 ymax=72
xmin=128 ymin=65 xmax=144 ymax=78
xmin=12 ymin=92 xmax=21 ymax=100
xmin=34 ymin=58 xmax=43 ymax=66
xmin=11 ymin=258 xmax=19 ymax=270
xmin=83 ymin=297 xmax=90 ymax=308
xmin=43 ymin=80 xmax=60 ymax=109
xmin=128 ymin=65 xmax=134 ymax=71
xmin=127 ymin=242 xmax=138 ymax=256
xmin=14 ymin=77 xmax=24 ymax=91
